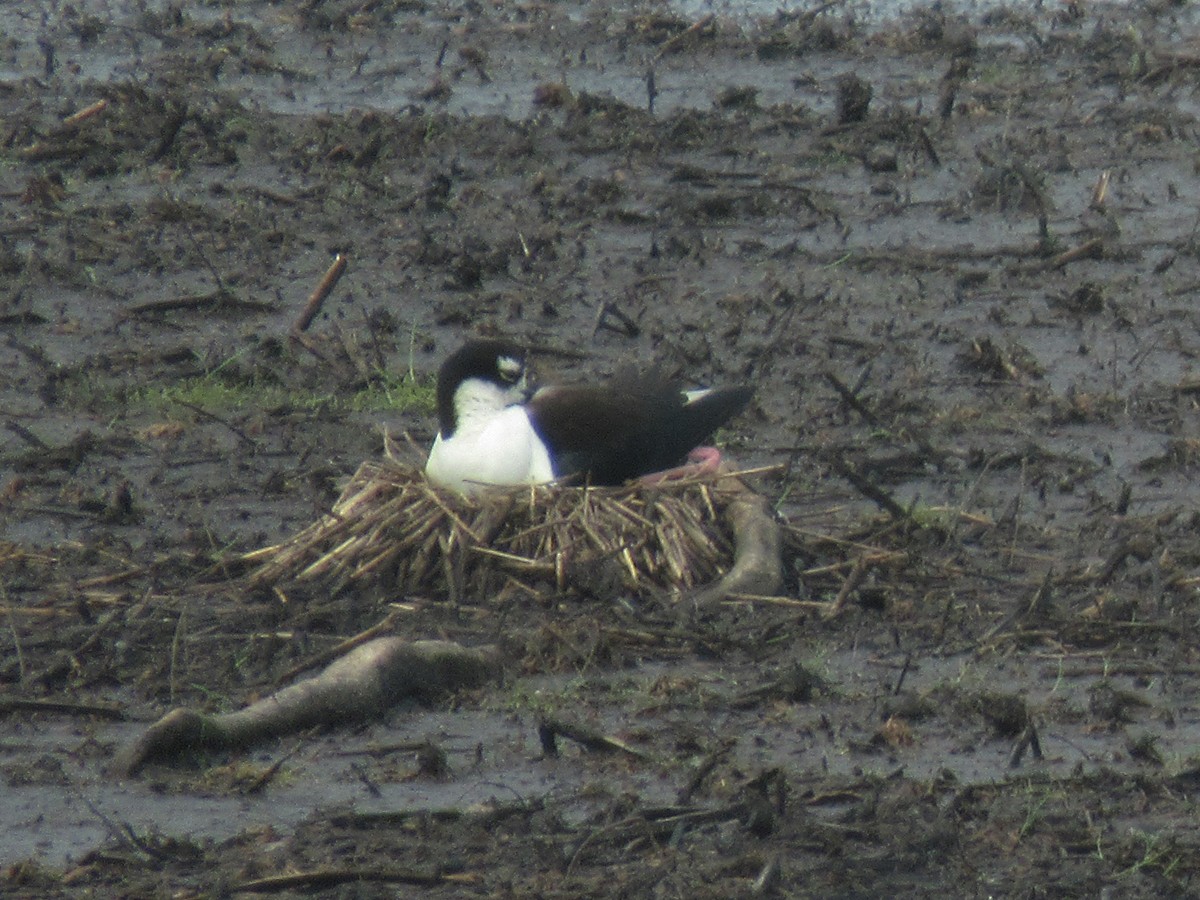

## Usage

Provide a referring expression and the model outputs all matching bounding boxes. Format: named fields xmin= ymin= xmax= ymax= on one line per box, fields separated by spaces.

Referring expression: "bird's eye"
xmin=497 ymin=356 xmax=524 ymax=383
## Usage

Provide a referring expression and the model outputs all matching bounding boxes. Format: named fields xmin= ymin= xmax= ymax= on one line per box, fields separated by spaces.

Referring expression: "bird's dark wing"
xmin=528 ymin=378 xmax=752 ymax=485
xmin=526 ymin=384 xmax=646 ymax=481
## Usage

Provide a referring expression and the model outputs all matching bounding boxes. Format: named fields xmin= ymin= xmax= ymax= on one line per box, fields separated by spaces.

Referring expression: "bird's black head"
xmin=436 ymin=339 xmax=528 ymax=436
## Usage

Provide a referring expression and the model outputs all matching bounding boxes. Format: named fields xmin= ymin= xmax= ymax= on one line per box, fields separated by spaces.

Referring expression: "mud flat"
xmin=5 ymin=1 xmax=1200 ymax=896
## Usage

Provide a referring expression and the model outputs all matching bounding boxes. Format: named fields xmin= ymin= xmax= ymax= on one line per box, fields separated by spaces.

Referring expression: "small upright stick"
xmin=1090 ymin=170 xmax=1110 ymax=209
xmin=291 ymin=253 xmax=348 ymax=334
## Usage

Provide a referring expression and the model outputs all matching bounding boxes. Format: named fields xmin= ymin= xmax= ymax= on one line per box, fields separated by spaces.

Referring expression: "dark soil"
xmin=6 ymin=1 xmax=1200 ymax=896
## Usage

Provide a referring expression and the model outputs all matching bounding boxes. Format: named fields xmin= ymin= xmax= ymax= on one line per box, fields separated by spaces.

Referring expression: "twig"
xmin=775 ymin=0 xmax=845 ymax=26
xmin=420 ymin=483 xmax=485 ymax=542
xmin=1047 ymin=237 xmax=1104 ymax=269
xmin=567 ymin=804 xmax=747 ymax=875
xmin=0 ymin=696 xmax=125 ymax=719
xmin=172 ymin=399 xmax=260 ymax=449
xmin=0 ymin=606 xmax=64 ymax=618
xmin=824 ymin=370 xmax=881 ymax=427
xmin=824 ymin=370 xmax=946 ymax=467
xmin=1004 ymin=457 xmax=1028 ymax=566
xmin=823 ymin=555 xmax=869 ymax=619
xmin=288 ymin=329 xmax=332 ymax=363
xmin=243 ymin=746 xmax=299 ymax=795
xmin=4 ymin=420 xmax=49 ymax=450
xmin=977 ymin=569 xmax=1055 ymax=647
xmin=79 ymin=794 xmax=172 ymax=861
xmin=723 ymin=593 xmax=828 ymax=608
xmin=678 ymin=737 xmax=735 ymax=802
xmin=652 ymin=14 xmax=715 ymax=62
xmin=828 ymin=458 xmax=910 ymax=522
xmin=1091 ymin=170 xmax=1110 ymax=209
xmin=537 ymin=715 xmax=647 ymax=759
xmin=592 ymin=299 xmax=640 ymax=337
xmin=470 ymin=545 xmax=555 ymax=572
xmin=1008 ymin=722 xmax=1043 ymax=767
xmin=150 ymin=101 xmax=188 ymax=161
xmin=291 ymin=253 xmax=348 ymax=334
xmin=61 ymin=98 xmax=108 ymax=127
xmin=892 ymin=652 xmax=913 ymax=695
xmin=273 ymin=610 xmax=400 ymax=687
xmin=232 ymin=868 xmax=472 ymax=893
xmin=752 ymin=854 xmax=783 ymax=896
xmin=124 ymin=291 xmax=275 ymax=317
xmin=72 ymin=566 xmax=149 ymax=590
xmin=168 ymin=596 xmax=188 ymax=704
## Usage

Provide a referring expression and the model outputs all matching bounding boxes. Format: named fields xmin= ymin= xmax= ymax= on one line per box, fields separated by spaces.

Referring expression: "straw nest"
xmin=241 ymin=459 xmax=755 ymax=602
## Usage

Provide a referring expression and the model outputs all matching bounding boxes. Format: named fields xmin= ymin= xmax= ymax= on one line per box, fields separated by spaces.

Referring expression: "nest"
xmin=242 ymin=459 xmax=749 ymax=602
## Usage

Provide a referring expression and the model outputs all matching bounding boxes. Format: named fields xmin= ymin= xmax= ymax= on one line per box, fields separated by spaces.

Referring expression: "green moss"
xmin=905 ymin=503 xmax=956 ymax=530
xmin=972 ymin=62 xmax=1023 ymax=87
xmin=348 ymin=372 xmax=437 ymax=414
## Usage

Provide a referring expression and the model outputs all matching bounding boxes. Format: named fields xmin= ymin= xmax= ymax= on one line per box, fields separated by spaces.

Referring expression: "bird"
xmin=424 ymin=338 xmax=752 ymax=495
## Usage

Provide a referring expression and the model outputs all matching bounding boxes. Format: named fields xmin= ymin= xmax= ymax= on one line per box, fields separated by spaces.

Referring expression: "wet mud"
xmin=5 ymin=0 xmax=1200 ymax=896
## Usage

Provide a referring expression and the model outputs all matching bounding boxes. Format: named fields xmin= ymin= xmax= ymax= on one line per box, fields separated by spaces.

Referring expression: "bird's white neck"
xmin=447 ymin=377 xmax=525 ymax=437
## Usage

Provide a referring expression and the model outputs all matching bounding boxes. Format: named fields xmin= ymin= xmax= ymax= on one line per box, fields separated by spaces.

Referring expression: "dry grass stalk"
xmin=244 ymin=460 xmax=744 ymax=600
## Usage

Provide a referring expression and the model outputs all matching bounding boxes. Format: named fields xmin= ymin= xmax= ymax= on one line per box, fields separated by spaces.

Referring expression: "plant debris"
xmin=242 ymin=459 xmax=771 ymax=602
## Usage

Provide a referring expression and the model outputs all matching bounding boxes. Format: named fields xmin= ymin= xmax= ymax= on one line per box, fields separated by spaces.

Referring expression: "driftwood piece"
xmin=117 ymin=638 xmax=502 ymax=776
xmin=685 ymin=480 xmax=782 ymax=615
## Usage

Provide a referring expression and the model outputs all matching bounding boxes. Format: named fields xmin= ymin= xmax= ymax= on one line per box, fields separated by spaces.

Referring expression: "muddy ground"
xmin=4 ymin=0 xmax=1200 ymax=896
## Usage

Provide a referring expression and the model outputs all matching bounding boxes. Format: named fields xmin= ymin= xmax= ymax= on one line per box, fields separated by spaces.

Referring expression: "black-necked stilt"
xmin=425 ymin=338 xmax=752 ymax=495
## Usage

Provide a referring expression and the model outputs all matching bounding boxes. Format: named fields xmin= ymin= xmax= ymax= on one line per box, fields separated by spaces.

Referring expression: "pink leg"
xmin=637 ymin=446 xmax=723 ymax=486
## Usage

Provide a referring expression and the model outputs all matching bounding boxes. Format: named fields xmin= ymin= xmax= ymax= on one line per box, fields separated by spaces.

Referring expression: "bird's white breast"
xmin=425 ymin=404 xmax=554 ymax=495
